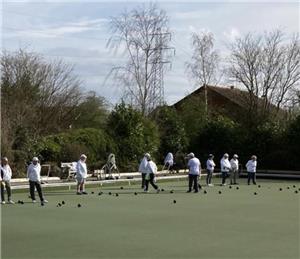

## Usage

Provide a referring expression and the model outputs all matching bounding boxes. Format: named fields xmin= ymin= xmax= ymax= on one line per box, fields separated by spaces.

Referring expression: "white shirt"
xmin=164 ymin=153 xmax=174 ymax=166
xmin=27 ymin=163 xmax=41 ymax=182
xmin=188 ymin=158 xmax=201 ymax=175
xmin=220 ymin=158 xmax=231 ymax=172
xmin=1 ymin=164 xmax=12 ymax=181
xmin=76 ymin=160 xmax=87 ymax=178
xmin=146 ymin=161 xmax=157 ymax=174
xmin=139 ymin=157 xmax=148 ymax=174
xmin=206 ymin=159 xmax=216 ymax=171
xmin=230 ymin=159 xmax=239 ymax=171
xmin=246 ymin=160 xmax=257 ymax=173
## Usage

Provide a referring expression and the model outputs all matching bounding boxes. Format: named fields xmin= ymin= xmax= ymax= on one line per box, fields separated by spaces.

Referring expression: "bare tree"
xmin=107 ymin=3 xmax=173 ymax=115
xmin=227 ymin=30 xmax=300 ymax=122
xmin=186 ymin=32 xmax=220 ymax=115
xmin=186 ymin=31 xmax=220 ymax=87
xmin=1 ymin=49 xmax=82 ymax=157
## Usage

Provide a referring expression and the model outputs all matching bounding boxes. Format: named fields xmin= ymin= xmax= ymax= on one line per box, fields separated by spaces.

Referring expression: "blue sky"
xmin=2 ymin=1 xmax=299 ymax=106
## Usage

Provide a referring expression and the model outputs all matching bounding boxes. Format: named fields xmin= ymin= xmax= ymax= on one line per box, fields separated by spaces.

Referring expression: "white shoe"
xmin=8 ymin=200 xmax=15 ymax=204
xmin=1 ymin=201 xmax=5 ymax=204
xmin=208 ymin=184 xmax=214 ymax=187
xmin=222 ymin=184 xmax=227 ymax=186
xmin=43 ymin=199 xmax=48 ymax=203
xmin=32 ymin=200 xmax=37 ymax=203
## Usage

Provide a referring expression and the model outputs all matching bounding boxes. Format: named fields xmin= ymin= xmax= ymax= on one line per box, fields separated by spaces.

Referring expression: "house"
xmin=172 ymin=84 xmax=282 ymax=123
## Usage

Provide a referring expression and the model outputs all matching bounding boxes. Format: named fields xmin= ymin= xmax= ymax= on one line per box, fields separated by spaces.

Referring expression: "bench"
xmin=61 ymin=162 xmax=77 ymax=181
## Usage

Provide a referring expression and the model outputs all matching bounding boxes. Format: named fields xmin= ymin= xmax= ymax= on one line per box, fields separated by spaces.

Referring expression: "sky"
xmin=2 ymin=0 xmax=299 ymax=107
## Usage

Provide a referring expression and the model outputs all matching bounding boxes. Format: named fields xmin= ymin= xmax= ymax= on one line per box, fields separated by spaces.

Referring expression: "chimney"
xmin=230 ymin=85 xmax=234 ymax=90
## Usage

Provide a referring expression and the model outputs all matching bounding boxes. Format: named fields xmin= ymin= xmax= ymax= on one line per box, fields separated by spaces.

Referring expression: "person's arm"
xmin=27 ymin=165 xmax=30 ymax=179
xmin=187 ymin=160 xmax=191 ymax=169
xmin=8 ymin=165 xmax=12 ymax=180
xmin=37 ymin=164 xmax=41 ymax=181
xmin=245 ymin=161 xmax=249 ymax=169
xmin=76 ymin=162 xmax=81 ymax=176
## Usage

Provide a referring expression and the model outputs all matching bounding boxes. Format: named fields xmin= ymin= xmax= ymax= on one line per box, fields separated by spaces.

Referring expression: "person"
xmin=246 ymin=155 xmax=257 ymax=185
xmin=220 ymin=153 xmax=231 ymax=186
xmin=76 ymin=154 xmax=88 ymax=195
xmin=1 ymin=157 xmax=14 ymax=204
xmin=187 ymin=153 xmax=201 ymax=193
xmin=144 ymin=153 xmax=159 ymax=192
xmin=206 ymin=154 xmax=215 ymax=187
xmin=163 ymin=152 xmax=174 ymax=173
xmin=27 ymin=157 xmax=48 ymax=205
xmin=230 ymin=154 xmax=239 ymax=185
xmin=139 ymin=153 xmax=149 ymax=189
xmin=174 ymin=150 xmax=186 ymax=174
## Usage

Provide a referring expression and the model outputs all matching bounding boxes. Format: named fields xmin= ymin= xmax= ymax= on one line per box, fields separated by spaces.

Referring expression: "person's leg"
xmin=1 ymin=182 xmax=5 ymax=202
xmin=144 ymin=179 xmax=149 ymax=191
xmin=29 ymin=181 xmax=36 ymax=200
xmin=247 ymin=172 xmax=251 ymax=185
xmin=149 ymin=174 xmax=158 ymax=190
xmin=34 ymin=182 xmax=44 ymax=202
xmin=233 ymin=170 xmax=238 ymax=184
xmin=76 ymin=182 xmax=81 ymax=193
xmin=209 ymin=170 xmax=213 ymax=184
xmin=80 ymin=180 xmax=85 ymax=192
xmin=188 ymin=175 xmax=193 ymax=192
xmin=81 ymin=180 xmax=88 ymax=194
xmin=194 ymin=175 xmax=199 ymax=192
xmin=252 ymin=173 xmax=256 ymax=184
xmin=230 ymin=170 xmax=234 ymax=185
xmin=236 ymin=169 xmax=239 ymax=184
xmin=6 ymin=181 xmax=12 ymax=201
xmin=222 ymin=172 xmax=226 ymax=185
xmin=206 ymin=171 xmax=209 ymax=185
xmin=141 ymin=174 xmax=146 ymax=189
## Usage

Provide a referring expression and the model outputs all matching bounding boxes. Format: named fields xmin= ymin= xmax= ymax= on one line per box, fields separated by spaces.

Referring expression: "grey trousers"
xmin=206 ymin=170 xmax=213 ymax=185
xmin=1 ymin=181 xmax=12 ymax=201
xmin=230 ymin=169 xmax=239 ymax=184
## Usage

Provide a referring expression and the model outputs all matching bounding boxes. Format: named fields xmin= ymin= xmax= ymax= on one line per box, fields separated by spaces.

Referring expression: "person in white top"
xmin=76 ymin=154 xmax=88 ymax=195
xmin=206 ymin=154 xmax=216 ymax=187
xmin=144 ymin=153 xmax=159 ymax=192
xmin=1 ymin=157 xmax=14 ymax=204
xmin=220 ymin=153 xmax=231 ymax=186
xmin=230 ymin=154 xmax=239 ymax=185
xmin=246 ymin=155 xmax=257 ymax=185
xmin=27 ymin=157 xmax=48 ymax=206
xmin=139 ymin=154 xmax=149 ymax=189
xmin=163 ymin=152 xmax=174 ymax=173
xmin=187 ymin=153 xmax=201 ymax=193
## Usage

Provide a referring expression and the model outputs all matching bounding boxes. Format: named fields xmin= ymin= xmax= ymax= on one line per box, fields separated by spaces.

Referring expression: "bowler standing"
xmin=187 ymin=153 xmax=201 ymax=193
xmin=27 ymin=157 xmax=48 ymax=205
xmin=246 ymin=155 xmax=257 ymax=185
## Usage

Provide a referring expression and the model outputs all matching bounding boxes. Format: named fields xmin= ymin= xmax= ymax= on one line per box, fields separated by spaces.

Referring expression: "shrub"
xmin=107 ymin=102 xmax=160 ymax=170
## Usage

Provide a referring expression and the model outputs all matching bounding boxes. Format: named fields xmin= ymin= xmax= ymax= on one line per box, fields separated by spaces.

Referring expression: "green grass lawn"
xmin=1 ymin=179 xmax=300 ymax=259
